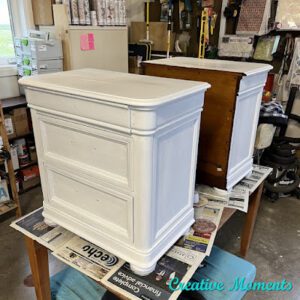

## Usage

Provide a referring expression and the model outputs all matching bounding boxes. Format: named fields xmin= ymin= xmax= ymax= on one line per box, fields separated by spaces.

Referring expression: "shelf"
xmin=1 ymin=96 xmax=27 ymax=110
xmin=0 ymin=203 xmax=18 ymax=216
xmin=19 ymin=183 xmax=41 ymax=195
xmin=18 ymin=161 xmax=38 ymax=171
xmin=68 ymin=25 xmax=127 ymax=31
xmin=8 ymin=132 xmax=34 ymax=141
xmin=6 ymin=161 xmax=38 ymax=175
xmin=275 ymin=28 xmax=300 ymax=32
xmin=5 ymin=159 xmax=38 ymax=174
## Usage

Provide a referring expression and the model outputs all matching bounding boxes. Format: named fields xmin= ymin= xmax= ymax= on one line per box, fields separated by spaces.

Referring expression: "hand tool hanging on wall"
xmin=180 ymin=0 xmax=192 ymax=30
xmin=139 ymin=1 xmax=154 ymax=60
xmin=140 ymin=0 xmax=154 ymax=45
xmin=166 ymin=0 xmax=173 ymax=58
xmin=210 ymin=11 xmax=217 ymax=35
xmin=198 ymin=8 xmax=209 ymax=58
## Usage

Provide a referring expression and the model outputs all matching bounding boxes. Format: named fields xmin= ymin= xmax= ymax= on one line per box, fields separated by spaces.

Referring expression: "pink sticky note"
xmin=80 ymin=33 xmax=95 ymax=51
xmin=88 ymin=33 xmax=95 ymax=50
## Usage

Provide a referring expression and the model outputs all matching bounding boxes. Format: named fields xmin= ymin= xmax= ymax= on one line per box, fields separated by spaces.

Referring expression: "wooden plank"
xmin=9 ymin=132 xmax=34 ymax=142
xmin=19 ymin=183 xmax=41 ymax=195
xmin=53 ymin=4 xmax=72 ymax=71
xmin=147 ymin=0 xmax=161 ymax=22
xmin=188 ymin=0 xmax=200 ymax=57
xmin=24 ymin=237 xmax=51 ymax=300
xmin=1 ymin=96 xmax=27 ymax=110
xmin=0 ymin=203 xmax=17 ymax=216
xmin=32 ymin=0 xmax=54 ymax=26
xmin=0 ymin=103 xmax=22 ymax=217
xmin=144 ymin=63 xmax=242 ymax=188
xmin=130 ymin=22 xmax=176 ymax=52
xmin=240 ymin=183 xmax=264 ymax=257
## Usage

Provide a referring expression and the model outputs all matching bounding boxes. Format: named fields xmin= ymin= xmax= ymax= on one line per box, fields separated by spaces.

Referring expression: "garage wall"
xmin=126 ymin=0 xmax=144 ymax=23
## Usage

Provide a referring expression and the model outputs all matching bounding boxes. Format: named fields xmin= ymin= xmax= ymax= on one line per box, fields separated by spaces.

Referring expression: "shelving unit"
xmin=0 ymin=203 xmax=18 ymax=216
xmin=19 ymin=182 xmax=41 ymax=195
xmin=17 ymin=160 xmax=38 ymax=171
xmin=9 ymin=132 xmax=33 ymax=142
xmin=1 ymin=95 xmax=40 ymax=203
xmin=0 ymin=101 xmax=21 ymax=217
xmin=1 ymin=96 xmax=27 ymax=109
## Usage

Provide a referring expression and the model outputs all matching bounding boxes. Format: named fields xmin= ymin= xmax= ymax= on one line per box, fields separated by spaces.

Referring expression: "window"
xmin=0 ymin=0 xmax=15 ymax=59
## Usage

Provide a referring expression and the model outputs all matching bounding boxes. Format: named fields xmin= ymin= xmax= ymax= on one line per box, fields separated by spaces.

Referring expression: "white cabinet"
xmin=52 ymin=4 xmax=128 ymax=72
xmin=144 ymin=58 xmax=272 ymax=190
xmin=66 ymin=26 xmax=128 ymax=72
xmin=20 ymin=69 xmax=209 ymax=275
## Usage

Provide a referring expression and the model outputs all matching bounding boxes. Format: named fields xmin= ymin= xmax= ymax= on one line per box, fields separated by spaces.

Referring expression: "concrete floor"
xmin=0 ymin=187 xmax=299 ymax=300
xmin=215 ymin=195 xmax=300 ymax=300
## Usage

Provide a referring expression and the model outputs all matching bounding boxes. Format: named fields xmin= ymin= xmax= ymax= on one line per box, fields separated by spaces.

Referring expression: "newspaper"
xmin=53 ymin=236 xmax=125 ymax=281
xmin=228 ymin=186 xmax=249 ymax=213
xmin=196 ymin=165 xmax=273 ymax=213
xmin=10 ymin=207 xmax=75 ymax=251
xmin=102 ymin=246 xmax=205 ymax=300
xmin=181 ymin=204 xmax=223 ymax=256
xmin=196 ymin=185 xmax=229 ymax=207
xmin=11 ymin=208 xmax=206 ymax=300
xmin=237 ymin=164 xmax=272 ymax=194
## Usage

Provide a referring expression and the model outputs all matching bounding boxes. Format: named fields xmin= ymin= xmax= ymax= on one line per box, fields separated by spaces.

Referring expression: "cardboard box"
xmin=4 ymin=115 xmax=16 ymax=138
xmin=12 ymin=108 xmax=30 ymax=136
xmin=130 ymin=22 xmax=175 ymax=52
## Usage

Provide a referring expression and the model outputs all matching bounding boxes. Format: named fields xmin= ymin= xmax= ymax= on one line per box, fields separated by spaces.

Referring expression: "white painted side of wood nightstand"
xmin=143 ymin=58 xmax=272 ymax=190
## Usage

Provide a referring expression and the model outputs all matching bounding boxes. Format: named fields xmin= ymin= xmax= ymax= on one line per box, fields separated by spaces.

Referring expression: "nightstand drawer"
xmin=45 ymin=166 xmax=133 ymax=244
xmin=35 ymin=112 xmax=132 ymax=192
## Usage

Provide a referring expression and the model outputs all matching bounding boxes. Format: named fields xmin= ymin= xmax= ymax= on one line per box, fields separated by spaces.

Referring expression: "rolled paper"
xmin=78 ymin=0 xmax=86 ymax=25
xmin=84 ymin=0 xmax=91 ymax=25
xmin=70 ymin=0 xmax=79 ymax=24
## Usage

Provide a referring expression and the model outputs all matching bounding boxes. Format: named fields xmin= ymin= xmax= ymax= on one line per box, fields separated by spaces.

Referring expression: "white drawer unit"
xmin=144 ymin=57 xmax=273 ymax=190
xmin=19 ymin=69 xmax=209 ymax=275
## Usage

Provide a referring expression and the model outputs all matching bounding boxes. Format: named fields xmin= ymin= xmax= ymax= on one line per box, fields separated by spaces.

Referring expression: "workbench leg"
xmin=240 ymin=183 xmax=264 ymax=258
xmin=24 ymin=237 xmax=51 ymax=300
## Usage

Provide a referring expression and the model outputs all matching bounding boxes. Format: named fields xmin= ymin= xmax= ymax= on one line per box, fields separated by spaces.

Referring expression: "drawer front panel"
xmin=46 ymin=167 xmax=133 ymax=243
xmin=26 ymin=89 xmax=130 ymax=130
xmin=38 ymin=113 xmax=132 ymax=191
